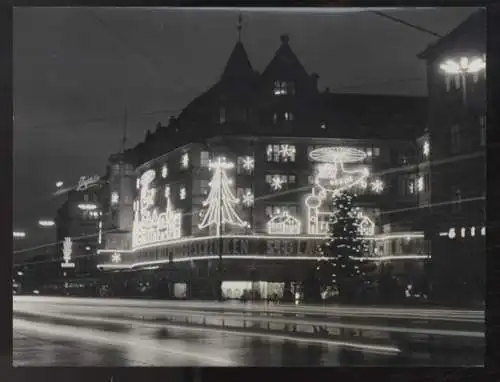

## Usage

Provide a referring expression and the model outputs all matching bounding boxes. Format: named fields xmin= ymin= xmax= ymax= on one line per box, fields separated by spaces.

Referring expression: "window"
xmin=199 ymin=180 xmax=210 ymax=196
xmin=83 ymin=194 xmax=89 ymax=202
xmin=272 ymin=113 xmax=277 ymax=124
xmin=237 ymin=156 xmax=254 ymax=174
xmin=265 ymin=204 xmax=298 ymax=219
xmin=266 ymin=144 xmax=296 ymax=163
xmin=236 ymin=187 xmax=252 ymax=199
xmin=181 ymin=152 xmax=189 ymax=169
xmin=308 ymin=175 xmax=315 ymax=185
xmin=265 ymin=174 xmax=296 ymax=191
xmin=450 ymin=125 xmax=461 ymax=154
xmin=200 ymin=151 xmax=210 ymax=167
xmin=111 ymin=192 xmax=119 ymax=205
xmin=284 ymin=112 xmax=294 ymax=121
xmin=219 ymin=107 xmax=226 ymax=124
xmin=179 ymin=186 xmax=186 ymax=200
xmin=374 ymin=147 xmax=380 ymax=156
xmin=273 ymin=80 xmax=294 ymax=96
xmin=480 ymin=115 xmax=486 ymax=146
xmin=473 ymin=72 xmax=479 ymax=84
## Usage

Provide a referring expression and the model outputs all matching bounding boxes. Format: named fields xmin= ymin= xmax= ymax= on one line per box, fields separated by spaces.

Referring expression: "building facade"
xmin=417 ymin=9 xmax=486 ymax=304
xmin=95 ymin=33 xmax=430 ymax=299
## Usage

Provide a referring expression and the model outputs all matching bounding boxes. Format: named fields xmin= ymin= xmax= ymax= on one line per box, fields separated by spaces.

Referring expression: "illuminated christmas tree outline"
xmin=198 ymin=157 xmax=248 ymax=236
xmin=61 ymin=236 xmax=75 ymax=268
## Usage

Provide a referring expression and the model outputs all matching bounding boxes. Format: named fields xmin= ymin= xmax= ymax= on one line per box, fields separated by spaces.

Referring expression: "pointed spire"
xmin=237 ymin=13 xmax=243 ymax=42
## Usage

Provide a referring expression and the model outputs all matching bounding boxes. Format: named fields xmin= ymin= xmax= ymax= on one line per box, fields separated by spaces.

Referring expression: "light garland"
xmin=198 ymin=157 xmax=248 ymax=236
xmin=267 ymin=211 xmax=301 ymax=235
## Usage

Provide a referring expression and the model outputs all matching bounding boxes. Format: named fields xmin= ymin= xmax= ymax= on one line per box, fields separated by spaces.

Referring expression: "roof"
xmin=221 ymin=41 xmax=255 ymax=80
xmin=417 ymin=9 xmax=486 ymax=60
xmin=260 ymin=34 xmax=309 ymax=80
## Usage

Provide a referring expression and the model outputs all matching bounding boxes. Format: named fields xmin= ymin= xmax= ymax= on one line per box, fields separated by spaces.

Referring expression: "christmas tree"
xmin=316 ymin=190 xmax=371 ymax=302
xmin=198 ymin=157 xmax=248 ymax=235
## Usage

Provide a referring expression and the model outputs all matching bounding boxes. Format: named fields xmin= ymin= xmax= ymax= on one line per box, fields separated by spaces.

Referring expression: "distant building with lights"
xmin=94 ymin=31 xmax=432 ymax=299
xmin=417 ymin=9 xmax=486 ymax=304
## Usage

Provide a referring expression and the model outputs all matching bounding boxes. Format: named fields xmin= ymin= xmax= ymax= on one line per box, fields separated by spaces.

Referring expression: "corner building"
xmin=97 ymin=34 xmax=430 ymax=299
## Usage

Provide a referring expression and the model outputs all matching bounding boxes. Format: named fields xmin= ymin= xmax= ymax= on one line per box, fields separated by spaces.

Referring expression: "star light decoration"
xmin=111 ymin=252 xmax=122 ymax=264
xmin=270 ymin=175 xmax=284 ymax=191
xmin=242 ymin=156 xmax=255 ymax=172
xmin=242 ymin=190 xmax=254 ymax=207
xmin=370 ymin=179 xmax=384 ymax=193
xmin=198 ymin=157 xmax=249 ymax=236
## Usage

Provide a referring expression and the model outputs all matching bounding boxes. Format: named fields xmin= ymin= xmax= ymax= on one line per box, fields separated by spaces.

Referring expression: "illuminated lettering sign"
xmin=76 ymin=175 xmax=101 ymax=191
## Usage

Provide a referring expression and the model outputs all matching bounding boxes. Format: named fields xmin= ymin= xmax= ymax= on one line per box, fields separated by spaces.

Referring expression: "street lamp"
xmin=439 ymin=55 xmax=486 ymax=106
xmin=38 ymin=220 xmax=55 ymax=227
xmin=56 ymin=181 xmax=64 ymax=188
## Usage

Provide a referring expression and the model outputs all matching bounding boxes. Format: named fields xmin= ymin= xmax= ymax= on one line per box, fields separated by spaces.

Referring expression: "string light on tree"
xmin=370 ymin=179 xmax=384 ymax=193
xmin=242 ymin=190 xmax=254 ymax=207
xmin=242 ymin=156 xmax=255 ymax=172
xmin=198 ymin=157 xmax=249 ymax=236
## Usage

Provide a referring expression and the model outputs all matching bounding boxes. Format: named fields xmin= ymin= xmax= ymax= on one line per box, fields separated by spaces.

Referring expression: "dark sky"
xmin=13 ymin=7 xmax=479 ymax=249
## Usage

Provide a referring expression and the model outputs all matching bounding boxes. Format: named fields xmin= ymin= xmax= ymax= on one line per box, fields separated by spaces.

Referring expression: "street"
xmin=13 ymin=296 xmax=484 ymax=366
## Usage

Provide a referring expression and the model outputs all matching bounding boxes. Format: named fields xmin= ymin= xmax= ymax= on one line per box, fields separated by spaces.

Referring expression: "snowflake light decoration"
xmin=242 ymin=156 xmax=255 ymax=172
xmin=242 ymin=190 xmax=254 ymax=207
xmin=111 ymin=252 xmax=122 ymax=264
xmin=371 ymin=179 xmax=384 ymax=193
xmin=270 ymin=175 xmax=284 ymax=191
xmin=280 ymin=144 xmax=296 ymax=160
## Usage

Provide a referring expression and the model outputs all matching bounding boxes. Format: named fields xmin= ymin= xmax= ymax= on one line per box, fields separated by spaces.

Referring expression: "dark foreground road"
xmin=13 ymin=296 xmax=484 ymax=367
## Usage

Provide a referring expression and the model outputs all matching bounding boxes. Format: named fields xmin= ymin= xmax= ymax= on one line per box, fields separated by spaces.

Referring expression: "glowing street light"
xmin=38 ymin=220 xmax=55 ymax=227
xmin=440 ymin=55 xmax=486 ymax=106
xmin=55 ymin=181 xmax=64 ymax=188
xmin=13 ymin=231 xmax=26 ymax=239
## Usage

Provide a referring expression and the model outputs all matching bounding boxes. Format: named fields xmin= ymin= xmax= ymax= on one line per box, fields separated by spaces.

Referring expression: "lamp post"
xmin=440 ymin=56 xmax=486 ymax=106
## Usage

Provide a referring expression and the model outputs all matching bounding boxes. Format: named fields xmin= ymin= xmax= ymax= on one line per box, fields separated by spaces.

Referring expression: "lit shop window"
xmin=266 ymin=144 xmax=296 ymax=163
xmin=200 ymin=151 xmax=210 ymax=167
xmin=284 ymin=112 xmax=294 ymax=121
xmin=111 ymin=192 xmax=119 ymax=205
xmin=237 ymin=156 xmax=254 ymax=174
xmin=265 ymin=205 xmax=298 ymax=219
xmin=273 ymin=80 xmax=294 ymax=96
xmin=265 ymin=174 xmax=296 ymax=191
xmin=180 ymin=186 xmax=187 ymax=200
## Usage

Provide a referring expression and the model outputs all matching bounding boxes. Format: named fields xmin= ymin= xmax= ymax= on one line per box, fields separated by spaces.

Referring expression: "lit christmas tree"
xmin=198 ymin=157 xmax=248 ymax=235
xmin=315 ymin=190 xmax=372 ymax=302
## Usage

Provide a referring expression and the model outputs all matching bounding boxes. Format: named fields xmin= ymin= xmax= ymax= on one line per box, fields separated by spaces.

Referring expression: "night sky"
xmin=13 ymin=7 xmax=479 ymax=249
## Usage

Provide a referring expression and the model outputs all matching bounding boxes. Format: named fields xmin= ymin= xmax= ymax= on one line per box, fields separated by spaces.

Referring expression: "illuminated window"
xmin=445 ymin=76 xmax=451 ymax=92
xmin=200 ymin=151 xmax=210 ymax=167
xmin=473 ymin=72 xmax=479 ymax=84
xmin=179 ymin=186 xmax=186 ymax=200
xmin=265 ymin=205 xmax=298 ymax=219
xmin=374 ymin=147 xmax=380 ymax=156
xmin=273 ymin=80 xmax=294 ymax=96
xmin=199 ymin=180 xmax=210 ymax=196
xmin=479 ymin=115 xmax=486 ymax=146
xmin=284 ymin=112 xmax=294 ymax=121
xmin=265 ymin=174 xmax=296 ymax=191
xmin=266 ymin=144 xmax=296 ymax=163
xmin=272 ymin=113 xmax=277 ymax=124
xmin=111 ymin=192 xmax=119 ymax=205
xmin=181 ymin=152 xmax=189 ymax=169
xmin=450 ymin=125 xmax=461 ymax=154
xmin=454 ymin=74 xmax=461 ymax=89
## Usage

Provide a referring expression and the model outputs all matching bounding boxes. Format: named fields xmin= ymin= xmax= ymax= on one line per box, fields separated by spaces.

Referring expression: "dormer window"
xmin=273 ymin=81 xmax=294 ymax=96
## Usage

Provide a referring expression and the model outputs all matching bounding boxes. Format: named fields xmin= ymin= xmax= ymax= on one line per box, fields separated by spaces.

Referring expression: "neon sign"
xmin=76 ymin=175 xmax=101 ymax=191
